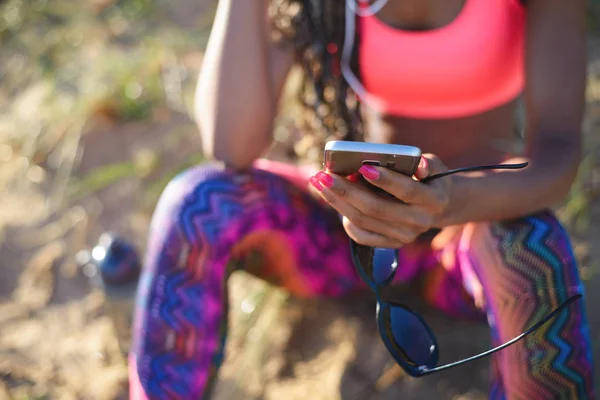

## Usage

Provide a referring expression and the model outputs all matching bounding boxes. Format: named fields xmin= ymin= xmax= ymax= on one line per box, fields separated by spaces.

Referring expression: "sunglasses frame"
xmin=350 ymin=239 xmax=583 ymax=377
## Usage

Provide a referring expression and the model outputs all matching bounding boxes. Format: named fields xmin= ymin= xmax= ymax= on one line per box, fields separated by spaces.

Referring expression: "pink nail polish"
xmin=316 ymin=172 xmax=333 ymax=188
xmin=419 ymin=157 xmax=428 ymax=169
xmin=309 ymin=176 xmax=323 ymax=191
xmin=358 ymin=165 xmax=380 ymax=180
xmin=347 ymin=173 xmax=360 ymax=183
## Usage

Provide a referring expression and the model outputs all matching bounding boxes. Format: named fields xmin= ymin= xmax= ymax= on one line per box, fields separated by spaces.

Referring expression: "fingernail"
xmin=419 ymin=156 xmax=428 ymax=170
xmin=347 ymin=173 xmax=360 ymax=183
xmin=309 ymin=176 xmax=323 ymax=192
xmin=358 ymin=165 xmax=380 ymax=180
xmin=316 ymin=172 xmax=333 ymax=188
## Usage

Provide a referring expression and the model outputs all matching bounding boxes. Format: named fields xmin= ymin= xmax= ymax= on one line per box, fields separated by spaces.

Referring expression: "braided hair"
xmin=271 ymin=0 xmax=364 ymax=163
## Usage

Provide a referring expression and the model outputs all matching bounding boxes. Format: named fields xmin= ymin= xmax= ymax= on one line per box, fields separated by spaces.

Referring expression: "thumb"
xmin=414 ymin=153 xmax=447 ymax=180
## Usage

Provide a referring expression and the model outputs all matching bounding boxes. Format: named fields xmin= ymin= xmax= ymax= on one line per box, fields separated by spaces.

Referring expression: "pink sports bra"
xmin=357 ymin=0 xmax=526 ymax=118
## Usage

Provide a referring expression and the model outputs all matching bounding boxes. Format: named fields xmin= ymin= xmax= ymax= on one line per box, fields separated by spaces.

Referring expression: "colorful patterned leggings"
xmin=129 ymin=160 xmax=595 ymax=400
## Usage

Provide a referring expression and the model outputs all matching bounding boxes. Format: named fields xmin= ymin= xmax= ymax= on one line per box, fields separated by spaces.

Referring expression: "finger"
xmin=314 ymin=171 xmax=431 ymax=230
xmin=414 ymin=156 xmax=430 ymax=180
xmin=416 ymin=154 xmax=452 ymax=211
xmin=431 ymin=225 xmax=464 ymax=273
xmin=309 ymin=175 xmax=358 ymax=217
xmin=346 ymin=172 xmax=360 ymax=183
xmin=307 ymin=176 xmax=330 ymax=204
xmin=310 ymin=174 xmax=419 ymax=243
xmin=420 ymin=153 xmax=448 ymax=177
xmin=431 ymin=225 xmax=463 ymax=250
xmin=343 ymin=218 xmax=405 ymax=248
xmin=358 ymin=164 xmax=442 ymax=207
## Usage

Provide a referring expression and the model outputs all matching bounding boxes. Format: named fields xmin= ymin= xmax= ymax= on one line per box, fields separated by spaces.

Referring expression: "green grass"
xmin=0 ymin=0 xmax=213 ymax=207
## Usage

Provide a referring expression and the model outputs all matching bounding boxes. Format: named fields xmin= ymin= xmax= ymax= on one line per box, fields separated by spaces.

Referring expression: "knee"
xmin=491 ymin=210 xmax=583 ymax=298
xmin=143 ymin=161 xmax=254 ymax=278
xmin=149 ymin=160 xmax=302 ymax=245
xmin=495 ymin=211 xmax=577 ymax=268
xmin=160 ymin=161 xmax=234 ymax=202
xmin=144 ymin=162 xmax=246 ymax=247
xmin=153 ymin=161 xmax=250 ymax=218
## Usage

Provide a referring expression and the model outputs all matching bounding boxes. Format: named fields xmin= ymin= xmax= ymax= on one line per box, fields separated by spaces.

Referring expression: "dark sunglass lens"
xmin=388 ymin=306 xmax=438 ymax=366
xmin=372 ymin=248 xmax=398 ymax=285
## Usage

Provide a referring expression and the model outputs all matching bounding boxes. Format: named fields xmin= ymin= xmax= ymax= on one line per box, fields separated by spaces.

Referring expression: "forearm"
xmin=195 ymin=0 xmax=277 ymax=168
xmin=440 ymin=136 xmax=582 ymax=226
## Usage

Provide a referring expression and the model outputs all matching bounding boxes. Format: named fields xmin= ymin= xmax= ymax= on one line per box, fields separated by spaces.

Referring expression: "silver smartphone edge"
xmin=324 ymin=141 xmax=422 ymax=157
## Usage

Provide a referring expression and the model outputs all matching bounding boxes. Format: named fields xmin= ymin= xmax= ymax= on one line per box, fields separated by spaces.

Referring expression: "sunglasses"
xmin=350 ymin=234 xmax=582 ymax=377
xmin=348 ymin=162 xmax=582 ymax=377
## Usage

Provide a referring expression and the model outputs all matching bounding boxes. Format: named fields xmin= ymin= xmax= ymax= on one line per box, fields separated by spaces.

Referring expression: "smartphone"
xmin=324 ymin=141 xmax=422 ymax=177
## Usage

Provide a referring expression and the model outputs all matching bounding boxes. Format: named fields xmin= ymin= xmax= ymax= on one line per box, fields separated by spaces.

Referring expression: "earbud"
xmin=346 ymin=0 xmax=390 ymax=17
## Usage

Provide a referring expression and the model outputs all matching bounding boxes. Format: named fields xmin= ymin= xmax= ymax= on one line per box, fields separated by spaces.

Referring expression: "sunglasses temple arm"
xmin=420 ymin=162 xmax=529 ymax=184
xmin=417 ymin=294 xmax=582 ymax=376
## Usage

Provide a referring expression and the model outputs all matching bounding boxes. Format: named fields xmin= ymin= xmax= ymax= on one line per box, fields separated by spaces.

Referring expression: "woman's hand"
xmin=309 ymin=154 xmax=454 ymax=248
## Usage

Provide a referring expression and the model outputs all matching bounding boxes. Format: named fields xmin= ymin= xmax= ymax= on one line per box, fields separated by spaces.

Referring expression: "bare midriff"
xmin=363 ymin=99 xmax=523 ymax=170
xmin=358 ymin=0 xmax=525 ymax=169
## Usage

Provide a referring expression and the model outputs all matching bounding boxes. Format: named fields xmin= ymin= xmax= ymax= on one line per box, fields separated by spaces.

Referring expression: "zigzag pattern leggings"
xmin=129 ymin=160 xmax=595 ymax=400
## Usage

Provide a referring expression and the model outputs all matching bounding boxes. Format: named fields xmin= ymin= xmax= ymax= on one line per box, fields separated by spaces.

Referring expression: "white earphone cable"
xmin=341 ymin=0 xmax=379 ymax=101
xmin=346 ymin=0 xmax=390 ymax=17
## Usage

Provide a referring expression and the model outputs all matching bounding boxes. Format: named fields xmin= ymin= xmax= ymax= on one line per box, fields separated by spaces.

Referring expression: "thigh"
xmin=203 ymin=159 xmax=364 ymax=298
xmin=131 ymin=160 xmax=365 ymax=399
xmin=458 ymin=211 xmax=586 ymax=321
xmin=456 ymin=211 xmax=594 ymax=399
xmin=412 ymin=227 xmax=486 ymax=320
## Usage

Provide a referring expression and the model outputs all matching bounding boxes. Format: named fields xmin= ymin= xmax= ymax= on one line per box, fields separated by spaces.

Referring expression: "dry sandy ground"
xmin=2 ymin=5 xmax=600 ymax=400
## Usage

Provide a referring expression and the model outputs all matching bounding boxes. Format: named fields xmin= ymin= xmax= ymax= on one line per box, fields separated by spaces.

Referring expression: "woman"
xmin=129 ymin=0 xmax=596 ymax=398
